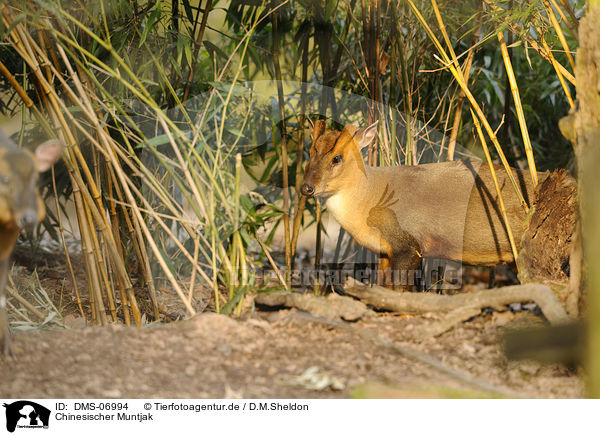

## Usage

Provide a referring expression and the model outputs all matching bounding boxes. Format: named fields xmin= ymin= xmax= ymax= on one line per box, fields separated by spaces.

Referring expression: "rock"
xmin=288 ymin=366 xmax=345 ymax=391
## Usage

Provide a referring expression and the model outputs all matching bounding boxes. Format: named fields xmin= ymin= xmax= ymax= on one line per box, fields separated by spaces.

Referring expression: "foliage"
xmin=0 ymin=0 xmax=580 ymax=322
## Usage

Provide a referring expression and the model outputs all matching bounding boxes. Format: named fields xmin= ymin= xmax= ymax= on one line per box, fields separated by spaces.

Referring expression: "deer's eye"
xmin=332 ymin=155 xmax=342 ymax=165
xmin=0 ymin=176 xmax=9 ymax=185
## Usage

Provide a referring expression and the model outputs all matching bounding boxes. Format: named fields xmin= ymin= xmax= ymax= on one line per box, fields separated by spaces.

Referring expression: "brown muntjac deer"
xmin=301 ymin=121 xmax=537 ymax=290
xmin=0 ymin=129 xmax=62 ymax=357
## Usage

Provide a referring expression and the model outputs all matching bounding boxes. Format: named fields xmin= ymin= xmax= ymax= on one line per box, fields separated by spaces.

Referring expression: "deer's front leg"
xmin=377 ymin=255 xmax=391 ymax=287
xmin=390 ymin=250 xmax=422 ymax=292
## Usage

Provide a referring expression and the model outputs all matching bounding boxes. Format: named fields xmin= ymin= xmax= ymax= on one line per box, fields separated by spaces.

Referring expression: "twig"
xmin=6 ymin=280 xmax=46 ymax=321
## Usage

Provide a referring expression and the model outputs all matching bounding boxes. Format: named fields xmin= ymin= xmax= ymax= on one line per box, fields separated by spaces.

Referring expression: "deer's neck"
xmin=324 ymin=166 xmax=372 ymax=228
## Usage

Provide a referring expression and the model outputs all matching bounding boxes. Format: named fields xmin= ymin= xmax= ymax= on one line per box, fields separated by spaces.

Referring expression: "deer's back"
xmin=369 ymin=159 xmax=536 ymax=265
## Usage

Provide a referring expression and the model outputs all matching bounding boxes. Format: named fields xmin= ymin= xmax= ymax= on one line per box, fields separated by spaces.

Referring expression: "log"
xmin=517 ymin=169 xmax=578 ymax=290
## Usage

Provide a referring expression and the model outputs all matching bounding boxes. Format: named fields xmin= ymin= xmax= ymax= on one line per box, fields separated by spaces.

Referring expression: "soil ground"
xmin=0 ymin=306 xmax=583 ymax=398
xmin=0 ymin=245 xmax=583 ymax=399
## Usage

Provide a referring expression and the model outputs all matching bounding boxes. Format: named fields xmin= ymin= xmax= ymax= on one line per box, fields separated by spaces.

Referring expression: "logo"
xmin=3 ymin=401 xmax=50 ymax=433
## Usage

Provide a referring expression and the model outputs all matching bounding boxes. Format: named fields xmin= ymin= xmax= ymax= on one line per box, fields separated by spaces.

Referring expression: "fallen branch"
xmin=254 ymin=292 xmax=368 ymax=321
xmin=343 ymin=277 xmax=570 ymax=325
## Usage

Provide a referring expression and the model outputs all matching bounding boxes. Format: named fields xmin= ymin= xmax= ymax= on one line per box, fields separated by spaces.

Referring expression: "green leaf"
xmin=140 ymin=7 xmax=161 ymax=47
xmin=184 ymin=41 xmax=193 ymax=67
xmin=203 ymin=40 xmax=229 ymax=61
xmin=219 ymin=285 xmax=248 ymax=315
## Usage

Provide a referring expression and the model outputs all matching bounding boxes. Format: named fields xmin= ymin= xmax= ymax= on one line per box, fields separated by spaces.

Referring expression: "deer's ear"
xmin=355 ymin=121 xmax=378 ymax=150
xmin=34 ymin=140 xmax=62 ymax=172
xmin=309 ymin=119 xmax=327 ymax=156
xmin=312 ymin=119 xmax=326 ymax=142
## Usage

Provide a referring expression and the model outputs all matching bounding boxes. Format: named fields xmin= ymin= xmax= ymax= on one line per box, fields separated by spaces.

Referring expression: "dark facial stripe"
xmin=326 ymin=125 xmax=360 ymax=156
xmin=324 ymin=132 xmax=342 ymax=155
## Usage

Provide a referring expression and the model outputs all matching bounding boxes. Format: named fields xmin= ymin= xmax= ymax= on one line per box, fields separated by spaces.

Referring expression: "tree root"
xmin=410 ymin=307 xmax=482 ymax=342
xmin=343 ymin=277 xmax=571 ymax=335
xmin=254 ymin=292 xmax=368 ymax=321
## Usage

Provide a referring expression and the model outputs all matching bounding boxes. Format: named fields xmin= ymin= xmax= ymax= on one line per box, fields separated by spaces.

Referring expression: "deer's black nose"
xmin=301 ymin=183 xmax=315 ymax=196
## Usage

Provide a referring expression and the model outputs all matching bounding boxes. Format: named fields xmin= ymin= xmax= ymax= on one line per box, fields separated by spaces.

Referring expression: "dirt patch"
xmin=0 ymin=309 xmax=583 ymax=398
xmin=1 ymin=242 xmax=584 ymax=399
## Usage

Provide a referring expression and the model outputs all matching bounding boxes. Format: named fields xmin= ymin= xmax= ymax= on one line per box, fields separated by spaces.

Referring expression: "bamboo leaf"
xmin=204 ymin=40 xmax=230 ymax=61
xmin=182 ymin=0 xmax=194 ymax=23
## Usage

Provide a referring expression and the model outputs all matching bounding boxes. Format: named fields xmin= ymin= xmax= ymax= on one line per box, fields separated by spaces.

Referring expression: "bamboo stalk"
xmin=83 ymin=189 xmax=118 ymax=322
xmin=543 ymin=0 xmax=575 ymax=72
xmin=397 ymin=32 xmax=414 ymax=166
xmin=313 ymin=201 xmax=322 ymax=295
xmin=52 ymin=14 xmax=246 ymax=281
xmin=55 ymin=42 xmax=186 ymax=321
xmin=105 ymin=164 xmax=147 ymax=323
xmin=105 ymin=167 xmax=131 ymax=326
xmin=548 ymin=0 xmax=578 ymax=38
xmin=536 ymin=39 xmax=576 ymax=85
xmin=13 ymin=23 xmax=110 ymax=233
xmin=497 ymin=31 xmax=538 ymax=187
xmin=3 ymin=25 xmax=86 ymax=321
xmin=23 ymin=43 xmax=104 ymax=324
xmin=233 ymin=153 xmax=245 ymax=289
xmin=272 ymin=2 xmax=292 ymax=287
xmin=77 ymin=149 xmax=190 ymax=317
xmin=447 ymin=19 xmax=480 ymax=161
xmin=210 ymin=189 xmax=219 ymax=313
xmin=50 ymin=167 xmax=85 ymax=318
xmin=2 ymin=11 xmax=144 ymax=324
xmin=66 ymin=53 xmax=136 ymax=322
xmin=75 ymin=189 xmax=107 ymax=325
xmin=290 ymin=31 xmax=310 ymax=263
xmin=480 ymin=2 xmax=576 ymax=86
xmin=556 ymin=0 xmax=579 ymax=33
xmin=422 ymin=0 xmax=529 ymax=211
xmin=188 ymin=237 xmax=200 ymax=306
xmin=182 ymin=0 xmax=214 ymax=103
xmin=471 ymin=109 xmax=519 ymax=262
xmin=0 ymin=1 xmax=264 ymax=325
xmin=113 ymin=169 xmax=214 ymax=290
xmin=255 ymin=237 xmax=288 ymax=290
xmin=541 ymin=36 xmax=575 ymax=108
